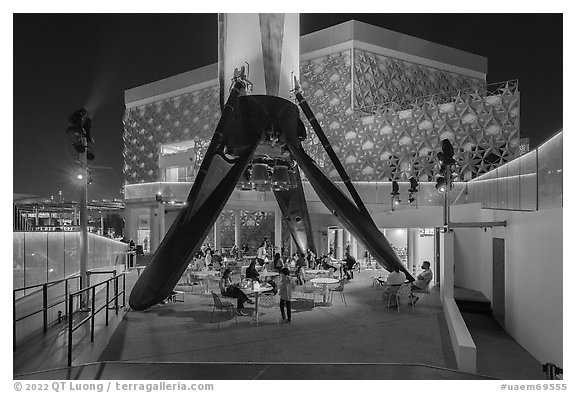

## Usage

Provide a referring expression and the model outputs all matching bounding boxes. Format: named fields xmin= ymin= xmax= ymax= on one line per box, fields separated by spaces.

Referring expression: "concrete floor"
xmin=14 ymin=268 xmax=545 ymax=380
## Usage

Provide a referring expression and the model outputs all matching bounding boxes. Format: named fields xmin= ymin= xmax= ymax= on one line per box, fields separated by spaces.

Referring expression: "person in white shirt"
xmin=256 ymin=240 xmax=267 ymax=266
xmin=383 ymin=265 xmax=407 ymax=307
xmin=409 ymin=261 xmax=433 ymax=305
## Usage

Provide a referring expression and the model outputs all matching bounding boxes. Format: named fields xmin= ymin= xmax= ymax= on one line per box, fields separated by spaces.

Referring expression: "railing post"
xmin=42 ymin=283 xmax=48 ymax=333
xmin=67 ymin=294 xmax=73 ymax=367
xmin=105 ymin=281 xmax=109 ymax=326
xmin=122 ymin=274 xmax=126 ymax=307
xmin=90 ymin=287 xmax=95 ymax=342
xmin=114 ymin=276 xmax=119 ymax=314
xmin=64 ymin=278 xmax=69 ymax=321
xmin=13 ymin=291 xmax=16 ymax=350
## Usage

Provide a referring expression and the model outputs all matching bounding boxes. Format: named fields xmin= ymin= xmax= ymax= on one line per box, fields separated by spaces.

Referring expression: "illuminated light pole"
xmin=67 ymin=108 xmax=95 ymax=309
xmin=436 ymin=139 xmax=455 ymax=230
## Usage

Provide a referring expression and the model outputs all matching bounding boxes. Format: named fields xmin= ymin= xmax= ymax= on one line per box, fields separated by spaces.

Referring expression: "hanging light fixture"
xmin=237 ymin=168 xmax=253 ymax=191
xmin=250 ymin=163 xmax=270 ymax=188
xmin=408 ymin=177 xmax=418 ymax=204
xmin=287 ymin=169 xmax=298 ymax=188
xmin=391 ymin=180 xmax=401 ymax=205
xmin=272 ymin=165 xmax=290 ymax=191
xmin=435 ymin=176 xmax=448 ymax=194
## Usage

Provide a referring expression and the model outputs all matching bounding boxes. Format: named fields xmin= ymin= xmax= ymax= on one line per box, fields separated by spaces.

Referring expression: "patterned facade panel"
xmin=123 ymin=85 xmax=220 ymax=184
xmin=299 ymin=50 xmax=353 ymax=179
xmin=124 ymin=50 xmax=519 ymax=185
xmin=353 ymin=49 xmax=486 ymax=111
xmin=299 ymin=48 xmax=520 ymax=182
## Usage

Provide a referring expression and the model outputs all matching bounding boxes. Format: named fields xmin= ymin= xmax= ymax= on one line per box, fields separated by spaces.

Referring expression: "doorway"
xmin=493 ymin=238 xmax=506 ymax=328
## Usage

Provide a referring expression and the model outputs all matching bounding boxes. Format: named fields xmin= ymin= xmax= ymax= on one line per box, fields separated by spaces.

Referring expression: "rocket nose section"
xmin=128 ymin=278 xmax=166 ymax=311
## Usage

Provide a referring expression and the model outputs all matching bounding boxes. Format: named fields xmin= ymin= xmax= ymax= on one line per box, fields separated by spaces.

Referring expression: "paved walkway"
xmin=14 ymin=267 xmax=544 ymax=380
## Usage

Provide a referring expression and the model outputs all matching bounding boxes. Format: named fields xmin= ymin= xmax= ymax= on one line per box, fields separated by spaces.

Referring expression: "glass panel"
xmin=64 ymin=232 xmax=80 ymax=278
xmin=497 ymin=165 xmax=508 ymax=210
xmin=88 ymin=234 xmax=96 ymax=271
xmin=520 ymin=173 xmax=537 ymax=210
xmin=507 ymin=173 xmax=520 ymax=210
xmin=489 ymin=178 xmax=497 ymax=209
xmin=537 ymin=132 xmax=563 ymax=209
xmin=519 ymin=150 xmax=537 ymax=210
xmin=47 ymin=232 xmax=65 ymax=282
xmin=13 ymin=232 xmax=25 ymax=293
xmin=24 ymin=232 xmax=48 ymax=296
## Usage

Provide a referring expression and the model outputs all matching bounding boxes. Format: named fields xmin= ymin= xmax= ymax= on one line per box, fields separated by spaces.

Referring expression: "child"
xmin=279 ymin=267 xmax=296 ymax=323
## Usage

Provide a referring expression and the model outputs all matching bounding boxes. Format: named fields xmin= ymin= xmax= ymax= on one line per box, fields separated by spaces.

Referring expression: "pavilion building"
xmin=122 ymin=19 xmax=562 ymax=371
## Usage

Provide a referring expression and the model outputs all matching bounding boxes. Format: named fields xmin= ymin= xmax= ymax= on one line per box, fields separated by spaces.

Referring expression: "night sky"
xmin=13 ymin=13 xmax=563 ymax=201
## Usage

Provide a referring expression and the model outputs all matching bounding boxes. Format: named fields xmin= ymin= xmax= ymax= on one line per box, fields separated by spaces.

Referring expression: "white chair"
xmin=388 ymin=283 xmax=414 ymax=312
xmin=258 ymin=293 xmax=280 ymax=324
xmin=302 ymin=281 xmax=322 ymax=304
xmin=211 ymin=292 xmax=237 ymax=328
xmin=328 ymin=279 xmax=347 ymax=306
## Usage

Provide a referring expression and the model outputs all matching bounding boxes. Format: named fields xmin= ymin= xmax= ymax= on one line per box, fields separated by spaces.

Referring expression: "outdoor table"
xmin=260 ymin=271 xmax=280 ymax=278
xmin=243 ymin=285 xmax=274 ymax=325
xmin=190 ymin=270 xmax=221 ymax=294
xmin=310 ymin=277 xmax=339 ymax=305
xmin=306 ymin=269 xmax=329 ymax=276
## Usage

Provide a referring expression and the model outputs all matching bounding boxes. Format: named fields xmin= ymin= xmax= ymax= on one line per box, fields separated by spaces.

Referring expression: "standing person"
xmin=204 ymin=248 xmax=213 ymax=269
xmin=273 ymin=252 xmax=283 ymax=272
xmin=230 ymin=244 xmax=239 ymax=260
xmin=219 ymin=268 xmax=253 ymax=316
xmin=295 ymin=253 xmax=307 ymax=285
xmin=279 ymin=267 xmax=296 ymax=324
xmin=256 ymin=240 xmax=267 ymax=266
xmin=128 ymin=239 xmax=136 ymax=267
xmin=342 ymin=251 xmax=356 ymax=280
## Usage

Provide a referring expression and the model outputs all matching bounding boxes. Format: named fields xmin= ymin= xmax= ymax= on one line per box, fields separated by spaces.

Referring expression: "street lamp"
xmin=391 ymin=180 xmax=401 ymax=210
xmin=436 ymin=139 xmax=456 ymax=228
xmin=408 ymin=177 xmax=419 ymax=204
xmin=66 ymin=108 xmax=94 ymax=309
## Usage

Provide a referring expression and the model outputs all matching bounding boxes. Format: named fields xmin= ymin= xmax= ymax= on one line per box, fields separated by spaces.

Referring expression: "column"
xmin=336 ymin=229 xmax=344 ymax=259
xmin=351 ymin=237 xmax=358 ymax=260
xmin=274 ymin=206 xmax=282 ymax=254
xmin=234 ymin=210 xmax=241 ymax=246
xmin=124 ymin=204 xmax=136 ymax=242
xmin=440 ymin=231 xmax=455 ymax=300
xmin=159 ymin=202 xmax=166 ymax=242
xmin=150 ymin=205 xmax=159 ymax=253
xmin=344 ymin=230 xmax=351 ymax=254
xmin=213 ymin=214 xmax=222 ymax=251
xmin=407 ymin=228 xmax=417 ymax=276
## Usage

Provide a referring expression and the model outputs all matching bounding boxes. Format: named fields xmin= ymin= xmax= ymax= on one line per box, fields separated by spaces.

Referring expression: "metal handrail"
xmin=67 ymin=273 xmax=126 ymax=366
xmin=13 ymin=275 xmax=82 ymax=349
xmin=357 ymin=79 xmax=519 ymax=114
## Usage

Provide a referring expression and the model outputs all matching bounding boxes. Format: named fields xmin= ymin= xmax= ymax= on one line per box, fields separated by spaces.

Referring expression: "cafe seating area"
xmin=99 ymin=267 xmax=460 ymax=372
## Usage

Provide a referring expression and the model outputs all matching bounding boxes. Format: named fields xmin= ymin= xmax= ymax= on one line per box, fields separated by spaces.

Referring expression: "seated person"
xmin=410 ymin=261 xmax=433 ymax=304
xmin=262 ymin=276 xmax=278 ymax=295
xmin=245 ymin=259 xmax=260 ymax=282
xmin=383 ymin=265 xmax=407 ymax=307
xmin=342 ymin=252 xmax=356 ymax=279
xmin=320 ymin=255 xmax=337 ymax=271
xmin=211 ymin=250 xmax=223 ymax=270
xmin=219 ymin=268 xmax=253 ymax=316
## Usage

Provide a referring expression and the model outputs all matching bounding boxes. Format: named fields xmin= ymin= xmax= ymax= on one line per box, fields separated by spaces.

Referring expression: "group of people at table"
xmin=379 ymin=261 xmax=433 ymax=307
xmin=184 ymin=241 xmax=433 ymax=320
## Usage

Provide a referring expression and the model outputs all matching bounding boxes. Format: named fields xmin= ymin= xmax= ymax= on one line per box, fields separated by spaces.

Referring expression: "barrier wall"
xmin=13 ymin=232 xmax=128 ymax=298
xmin=466 ymin=131 xmax=562 ymax=211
